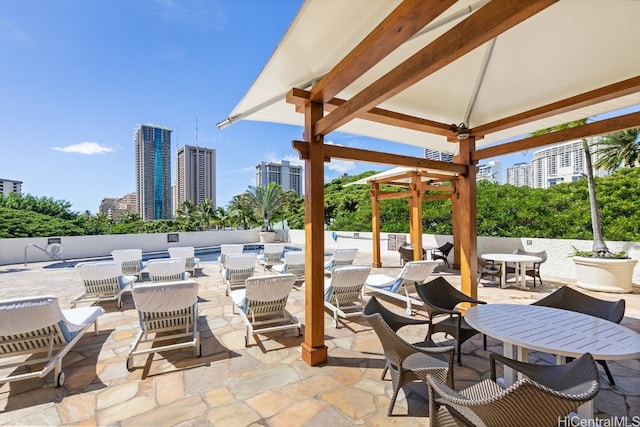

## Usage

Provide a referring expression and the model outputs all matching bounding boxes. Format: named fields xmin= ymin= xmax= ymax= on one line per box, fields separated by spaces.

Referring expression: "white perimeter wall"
xmin=287 ymin=230 xmax=640 ymax=286
xmin=2 ymin=230 xmax=638 ymax=285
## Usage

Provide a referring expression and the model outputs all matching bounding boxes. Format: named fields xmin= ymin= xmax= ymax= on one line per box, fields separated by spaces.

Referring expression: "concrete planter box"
xmin=573 ymin=256 xmax=637 ymax=293
xmin=259 ymin=232 xmax=277 ymax=243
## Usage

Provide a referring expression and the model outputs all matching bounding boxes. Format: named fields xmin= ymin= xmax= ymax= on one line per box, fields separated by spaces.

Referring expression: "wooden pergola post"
xmin=371 ymin=183 xmax=382 ymax=268
xmin=301 ymin=100 xmax=328 ymax=366
xmin=456 ymin=137 xmax=478 ymax=299
xmin=451 ymin=179 xmax=460 ymax=269
xmin=409 ymin=173 xmax=423 ymax=260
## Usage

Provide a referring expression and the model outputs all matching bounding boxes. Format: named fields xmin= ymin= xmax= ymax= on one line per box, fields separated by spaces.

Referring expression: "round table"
xmin=481 ymin=253 xmax=542 ymax=289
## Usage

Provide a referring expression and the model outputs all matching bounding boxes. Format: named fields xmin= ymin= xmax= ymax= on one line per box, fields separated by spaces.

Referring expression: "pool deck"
xmin=1 ymin=250 xmax=639 ymax=426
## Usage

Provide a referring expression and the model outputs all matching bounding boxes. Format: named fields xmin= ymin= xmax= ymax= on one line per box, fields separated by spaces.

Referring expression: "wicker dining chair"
xmin=363 ymin=296 xmax=454 ymax=416
xmin=415 ymin=277 xmax=486 ymax=365
xmin=427 ymin=352 xmax=600 ymax=427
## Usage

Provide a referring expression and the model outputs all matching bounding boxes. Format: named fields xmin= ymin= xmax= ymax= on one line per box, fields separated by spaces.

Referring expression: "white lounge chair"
xmin=223 ymin=253 xmax=257 ymax=296
xmin=72 ymin=261 xmax=136 ymax=308
xmin=0 ymin=295 xmax=104 ymax=387
xmin=230 ymin=274 xmax=301 ymax=346
xmin=257 ymin=243 xmax=285 ymax=271
xmin=324 ymin=248 xmax=358 ymax=275
xmin=146 ymin=259 xmax=191 ymax=283
xmin=127 ymin=280 xmax=200 ymax=371
xmin=111 ymin=249 xmax=146 ymax=281
xmin=365 ymin=260 xmax=438 ymax=315
xmin=217 ymin=244 xmax=244 ymax=272
xmin=168 ymin=246 xmax=200 ymax=276
xmin=272 ymin=251 xmax=306 ymax=283
xmin=324 ymin=265 xmax=371 ymax=328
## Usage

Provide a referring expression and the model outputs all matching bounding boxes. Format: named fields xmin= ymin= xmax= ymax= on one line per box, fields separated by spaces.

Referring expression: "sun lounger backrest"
xmin=132 ymin=280 xmax=199 ymax=313
xmin=325 ymin=265 xmax=371 ymax=303
xmin=76 ymin=261 xmax=127 ymax=295
xmin=398 ymin=261 xmax=438 ymax=284
xmin=147 ymin=259 xmax=188 ymax=282
xmin=225 ymin=253 xmax=258 ymax=270
xmin=169 ymin=247 xmax=195 ymax=259
xmin=111 ymin=249 xmax=144 ymax=276
xmin=0 ymin=295 xmax=64 ymax=337
xmin=333 ymin=248 xmax=358 ymax=263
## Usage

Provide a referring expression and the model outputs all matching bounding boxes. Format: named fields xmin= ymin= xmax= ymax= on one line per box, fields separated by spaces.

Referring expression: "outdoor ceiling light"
xmin=450 ymin=122 xmax=470 ymax=140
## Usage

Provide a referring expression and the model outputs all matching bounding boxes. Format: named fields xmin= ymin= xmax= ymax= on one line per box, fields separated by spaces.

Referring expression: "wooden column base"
xmin=371 ymin=261 xmax=382 ymax=268
xmin=301 ymin=343 xmax=328 ymax=366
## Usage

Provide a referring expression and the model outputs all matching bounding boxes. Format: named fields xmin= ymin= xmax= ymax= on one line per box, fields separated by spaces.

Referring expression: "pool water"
xmin=43 ymin=244 xmax=302 ymax=268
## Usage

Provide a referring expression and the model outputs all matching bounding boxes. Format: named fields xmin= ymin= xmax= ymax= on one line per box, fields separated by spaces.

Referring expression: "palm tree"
xmin=197 ymin=198 xmax=215 ymax=230
xmin=532 ymin=119 xmax=608 ymax=254
xmin=244 ymin=183 xmax=287 ymax=231
xmin=593 ymin=128 xmax=640 ymax=172
xmin=228 ymin=194 xmax=258 ymax=230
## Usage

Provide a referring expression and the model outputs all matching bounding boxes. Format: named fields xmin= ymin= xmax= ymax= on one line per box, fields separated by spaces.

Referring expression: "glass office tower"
xmin=134 ymin=124 xmax=172 ymax=220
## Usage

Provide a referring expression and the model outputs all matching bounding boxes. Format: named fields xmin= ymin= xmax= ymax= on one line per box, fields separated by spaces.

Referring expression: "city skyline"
xmin=3 ymin=1 xmax=633 ymax=214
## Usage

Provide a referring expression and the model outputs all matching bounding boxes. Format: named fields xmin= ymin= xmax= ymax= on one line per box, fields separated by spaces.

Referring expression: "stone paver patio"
xmin=1 ymin=250 xmax=639 ymax=426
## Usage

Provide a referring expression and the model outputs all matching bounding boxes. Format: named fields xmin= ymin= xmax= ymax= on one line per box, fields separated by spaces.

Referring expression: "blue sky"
xmin=1 ymin=0 xmax=527 ymax=214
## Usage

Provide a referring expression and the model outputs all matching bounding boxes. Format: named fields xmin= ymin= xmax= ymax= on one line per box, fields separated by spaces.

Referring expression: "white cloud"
xmin=324 ymin=140 xmax=356 ymax=174
xmin=51 ymin=142 xmax=115 ymax=155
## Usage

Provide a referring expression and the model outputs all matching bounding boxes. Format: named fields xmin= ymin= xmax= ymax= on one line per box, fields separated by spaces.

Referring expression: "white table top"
xmin=481 ymin=253 xmax=542 ymax=263
xmin=465 ymin=304 xmax=640 ymax=360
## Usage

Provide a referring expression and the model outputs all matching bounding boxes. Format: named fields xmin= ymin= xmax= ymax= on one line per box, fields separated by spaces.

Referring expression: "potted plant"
xmin=244 ymin=182 xmax=287 ymax=243
xmin=534 ymin=122 xmax=637 ymax=293
xmin=569 ymin=131 xmax=636 ymax=293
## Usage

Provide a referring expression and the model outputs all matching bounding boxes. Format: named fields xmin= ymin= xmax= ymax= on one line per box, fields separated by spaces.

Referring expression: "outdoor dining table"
xmin=465 ymin=303 xmax=640 ymax=419
xmin=481 ymin=253 xmax=542 ymax=289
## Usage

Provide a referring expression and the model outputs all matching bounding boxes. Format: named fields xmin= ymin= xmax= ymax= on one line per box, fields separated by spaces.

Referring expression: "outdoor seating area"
xmin=0 ymin=249 xmax=639 ymax=425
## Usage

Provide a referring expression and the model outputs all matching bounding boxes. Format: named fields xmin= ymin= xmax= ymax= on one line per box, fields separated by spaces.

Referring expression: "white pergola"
xmin=219 ymin=0 xmax=640 ymax=365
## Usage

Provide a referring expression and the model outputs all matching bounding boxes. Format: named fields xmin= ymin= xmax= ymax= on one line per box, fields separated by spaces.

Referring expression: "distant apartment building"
xmin=424 ymin=148 xmax=454 ymax=162
xmin=99 ymin=192 xmax=137 ymax=220
xmin=175 ymin=145 xmax=216 ymax=214
xmin=531 ymin=139 xmax=605 ymax=189
xmin=0 ymin=178 xmax=22 ymax=196
xmin=256 ymin=160 xmax=303 ymax=197
xmin=506 ymin=162 xmax=532 ymax=187
xmin=134 ymin=124 xmax=172 ymax=220
xmin=477 ymin=160 xmax=502 ymax=183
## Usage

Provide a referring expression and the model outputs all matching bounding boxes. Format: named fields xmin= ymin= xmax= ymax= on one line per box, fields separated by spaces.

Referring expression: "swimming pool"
xmin=43 ymin=244 xmax=302 ymax=268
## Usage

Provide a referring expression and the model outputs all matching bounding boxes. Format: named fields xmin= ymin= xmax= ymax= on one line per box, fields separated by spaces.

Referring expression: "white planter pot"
xmin=573 ymin=256 xmax=637 ymax=293
xmin=259 ymin=231 xmax=277 ymax=243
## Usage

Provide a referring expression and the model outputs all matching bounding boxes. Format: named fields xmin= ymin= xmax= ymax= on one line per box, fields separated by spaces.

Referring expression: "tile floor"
xmin=0 ymin=251 xmax=639 ymax=426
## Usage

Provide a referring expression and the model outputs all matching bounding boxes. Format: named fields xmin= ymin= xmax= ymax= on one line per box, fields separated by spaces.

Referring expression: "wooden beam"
xmin=316 ymin=0 xmax=558 ymax=135
xmin=288 ymin=88 xmax=452 ymax=137
xmin=311 ymin=0 xmax=457 ymax=103
xmin=422 ymin=194 xmax=452 ymax=202
xmin=301 ymin=101 xmax=328 ymax=366
xmin=473 ymin=75 xmax=640 ymax=137
xmin=377 ymin=191 xmax=411 ymax=201
xmin=473 ymin=110 xmax=640 ymax=161
xmin=292 ymin=140 xmax=467 ymax=174
xmin=457 ymin=138 xmax=478 ymax=300
xmin=371 ymin=183 xmax=382 ymax=268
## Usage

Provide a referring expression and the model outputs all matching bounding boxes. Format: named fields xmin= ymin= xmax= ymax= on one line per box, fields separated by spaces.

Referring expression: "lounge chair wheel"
xmin=126 ymin=357 xmax=134 ymax=372
xmin=56 ymin=372 xmax=65 ymax=387
xmin=332 ymin=318 xmax=339 ymax=328
xmin=406 ymin=307 xmax=412 ymax=316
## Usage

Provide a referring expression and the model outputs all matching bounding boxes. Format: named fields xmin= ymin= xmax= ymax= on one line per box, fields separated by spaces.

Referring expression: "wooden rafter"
xmin=292 ymin=140 xmax=467 ymax=174
xmin=473 ymin=110 xmax=640 ymax=161
xmin=315 ymin=0 xmax=558 ymax=136
xmin=287 ymin=88 xmax=452 ymax=137
xmin=310 ymin=0 xmax=457 ymax=103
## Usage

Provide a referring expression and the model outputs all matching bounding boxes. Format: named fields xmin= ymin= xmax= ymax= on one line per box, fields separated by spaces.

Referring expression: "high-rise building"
xmin=134 ymin=124 xmax=172 ymax=220
xmin=506 ymin=162 xmax=532 ymax=187
xmin=99 ymin=193 xmax=138 ymax=220
xmin=477 ymin=160 xmax=502 ymax=183
xmin=175 ymin=145 xmax=216 ymax=213
xmin=0 ymin=178 xmax=22 ymax=195
xmin=424 ymin=148 xmax=454 ymax=162
xmin=531 ymin=139 xmax=605 ymax=189
xmin=256 ymin=160 xmax=303 ymax=197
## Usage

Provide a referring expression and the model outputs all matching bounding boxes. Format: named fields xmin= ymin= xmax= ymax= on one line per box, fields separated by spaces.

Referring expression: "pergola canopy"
xmin=221 ymin=0 xmax=640 ymax=155
xmin=219 ymin=0 xmax=640 ymax=367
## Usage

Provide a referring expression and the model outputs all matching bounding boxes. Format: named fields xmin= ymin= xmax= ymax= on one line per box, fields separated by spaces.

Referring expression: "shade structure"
xmin=220 ymin=0 xmax=640 ymax=154
xmin=219 ymin=0 xmax=640 ymax=367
